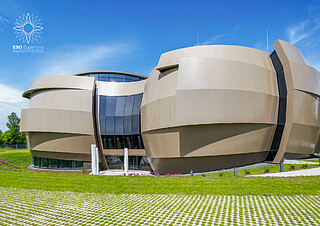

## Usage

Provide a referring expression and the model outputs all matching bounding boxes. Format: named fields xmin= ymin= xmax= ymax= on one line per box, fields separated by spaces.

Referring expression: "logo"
xmin=13 ymin=13 xmax=43 ymax=44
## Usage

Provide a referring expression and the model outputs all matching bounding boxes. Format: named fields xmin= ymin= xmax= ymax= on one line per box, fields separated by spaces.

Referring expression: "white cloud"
xmin=0 ymin=42 xmax=135 ymax=132
xmin=201 ymin=34 xmax=225 ymax=45
xmin=286 ymin=17 xmax=320 ymax=45
xmin=0 ymin=15 xmax=9 ymax=30
xmin=285 ymin=6 xmax=320 ymax=70
xmin=37 ymin=43 xmax=134 ymax=76
xmin=234 ymin=23 xmax=243 ymax=31
xmin=306 ymin=4 xmax=320 ymax=15
xmin=253 ymin=41 xmax=267 ymax=52
xmin=0 ymin=83 xmax=27 ymax=132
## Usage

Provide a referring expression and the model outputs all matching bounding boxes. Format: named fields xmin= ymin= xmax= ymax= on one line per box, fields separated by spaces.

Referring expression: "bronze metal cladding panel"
xmin=142 ymin=124 xmax=276 ymax=158
xmin=20 ymin=75 xmax=97 ymax=159
xmin=96 ymin=80 xmax=146 ymax=97
xmin=142 ymin=45 xmax=279 ymax=173
xmin=29 ymin=132 xmax=95 ymax=161
xmin=28 ymin=132 xmax=94 ymax=153
xmin=149 ymin=151 xmax=269 ymax=175
xmin=103 ymin=149 xmax=146 ymax=156
xmin=31 ymin=150 xmax=91 ymax=161
xmin=273 ymin=40 xmax=320 ymax=162
xmin=22 ymin=75 xmax=96 ymax=98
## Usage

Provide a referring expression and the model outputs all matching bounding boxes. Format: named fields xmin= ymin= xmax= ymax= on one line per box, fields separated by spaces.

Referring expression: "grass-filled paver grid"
xmin=0 ymin=187 xmax=319 ymax=225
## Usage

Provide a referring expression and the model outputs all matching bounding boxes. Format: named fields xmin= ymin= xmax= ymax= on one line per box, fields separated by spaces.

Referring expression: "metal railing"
xmin=0 ymin=144 xmax=27 ymax=149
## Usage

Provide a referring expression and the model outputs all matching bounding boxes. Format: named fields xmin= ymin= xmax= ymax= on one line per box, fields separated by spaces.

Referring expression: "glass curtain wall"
xmin=83 ymin=73 xmax=142 ymax=82
xmin=33 ymin=156 xmax=84 ymax=169
xmin=99 ymin=94 xmax=144 ymax=150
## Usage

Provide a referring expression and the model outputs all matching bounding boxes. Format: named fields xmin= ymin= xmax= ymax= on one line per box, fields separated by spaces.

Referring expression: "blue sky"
xmin=0 ymin=0 xmax=319 ymax=131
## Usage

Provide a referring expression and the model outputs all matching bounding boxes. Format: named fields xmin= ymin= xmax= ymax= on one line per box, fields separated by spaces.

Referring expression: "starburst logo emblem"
xmin=13 ymin=13 xmax=44 ymax=44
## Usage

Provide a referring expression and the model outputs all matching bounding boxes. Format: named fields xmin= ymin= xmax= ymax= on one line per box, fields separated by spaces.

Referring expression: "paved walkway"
xmin=1 ymin=187 xmax=320 ymax=225
xmin=251 ymin=167 xmax=320 ymax=177
xmin=283 ymin=159 xmax=318 ymax=165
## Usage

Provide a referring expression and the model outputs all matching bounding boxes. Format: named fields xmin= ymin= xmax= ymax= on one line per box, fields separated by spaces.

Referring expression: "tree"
xmin=0 ymin=112 xmax=26 ymax=144
xmin=7 ymin=112 xmax=20 ymax=132
xmin=0 ymin=129 xmax=3 ymax=144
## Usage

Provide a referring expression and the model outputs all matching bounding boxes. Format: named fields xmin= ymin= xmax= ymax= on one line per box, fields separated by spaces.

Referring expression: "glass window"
xmin=80 ymin=73 xmax=144 ymax=82
xmin=133 ymin=94 xmax=142 ymax=115
xmin=102 ymin=136 xmax=107 ymax=149
xmin=100 ymin=117 xmax=106 ymax=135
xmin=132 ymin=114 xmax=140 ymax=134
xmin=124 ymin=96 xmax=134 ymax=116
xmin=131 ymin=77 xmax=140 ymax=81
xmin=63 ymin=160 xmax=70 ymax=168
xmin=88 ymin=74 xmax=99 ymax=80
xmin=114 ymin=116 xmax=124 ymax=135
xmin=123 ymin=116 xmax=132 ymax=135
xmin=76 ymin=161 xmax=83 ymax=168
xmin=125 ymin=136 xmax=132 ymax=149
xmin=42 ymin=158 xmax=49 ymax=167
xmin=107 ymin=156 xmax=123 ymax=169
xmin=115 ymin=136 xmax=124 ymax=149
xmin=99 ymin=74 xmax=109 ymax=82
xmin=115 ymin=74 xmax=125 ymax=82
xmin=99 ymin=93 xmax=143 ymax=147
xmin=99 ymin=96 xmax=106 ymax=116
xmin=105 ymin=116 xmax=115 ymax=135
xmin=51 ymin=159 xmax=58 ymax=168
xmin=132 ymin=135 xmax=140 ymax=149
xmin=115 ymin=96 xmax=126 ymax=116
xmin=106 ymin=97 xmax=116 ymax=116
xmin=106 ymin=135 xmax=114 ymax=149
xmin=32 ymin=157 xmax=84 ymax=169
xmin=109 ymin=75 xmax=116 ymax=82
xmin=34 ymin=157 xmax=40 ymax=167
xmin=58 ymin=160 xmax=63 ymax=168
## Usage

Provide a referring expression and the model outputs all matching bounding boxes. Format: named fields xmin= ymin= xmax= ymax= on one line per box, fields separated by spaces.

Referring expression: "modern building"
xmin=21 ymin=40 xmax=320 ymax=174
xmin=21 ymin=71 xmax=151 ymax=171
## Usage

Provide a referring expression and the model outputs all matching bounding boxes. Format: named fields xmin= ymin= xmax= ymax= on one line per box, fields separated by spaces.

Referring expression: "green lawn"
xmin=0 ymin=149 xmax=320 ymax=196
xmin=304 ymin=159 xmax=320 ymax=163
xmin=0 ymin=148 xmax=31 ymax=167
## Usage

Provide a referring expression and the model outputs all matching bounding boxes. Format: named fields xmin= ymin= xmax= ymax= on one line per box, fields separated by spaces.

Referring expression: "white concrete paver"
xmin=0 ymin=187 xmax=319 ymax=225
xmin=283 ymin=159 xmax=318 ymax=165
xmin=251 ymin=167 xmax=320 ymax=177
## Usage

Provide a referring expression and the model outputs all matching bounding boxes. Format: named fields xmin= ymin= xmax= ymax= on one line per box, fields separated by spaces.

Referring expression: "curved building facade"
xmin=141 ymin=40 xmax=320 ymax=174
xmin=21 ymin=40 xmax=320 ymax=174
xmin=20 ymin=71 xmax=151 ymax=170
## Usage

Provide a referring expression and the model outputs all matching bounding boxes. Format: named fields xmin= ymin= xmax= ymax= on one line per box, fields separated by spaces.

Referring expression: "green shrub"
xmin=264 ymin=168 xmax=270 ymax=173
xmin=289 ymin=165 xmax=295 ymax=170
xmin=245 ymin=169 xmax=251 ymax=174
xmin=81 ymin=167 xmax=87 ymax=175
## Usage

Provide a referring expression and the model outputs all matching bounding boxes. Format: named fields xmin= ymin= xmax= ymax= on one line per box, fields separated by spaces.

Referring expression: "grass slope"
xmin=0 ymin=149 xmax=31 ymax=167
xmin=0 ymin=149 xmax=319 ymax=196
